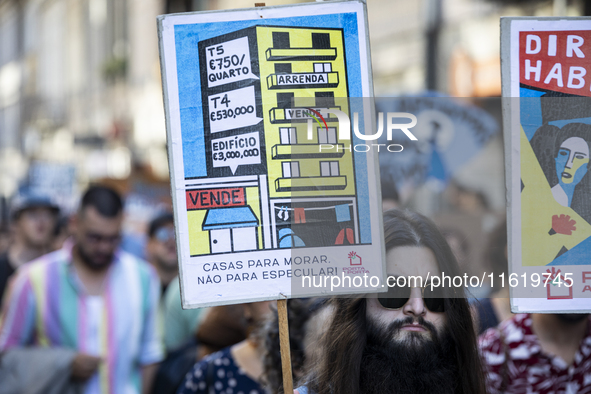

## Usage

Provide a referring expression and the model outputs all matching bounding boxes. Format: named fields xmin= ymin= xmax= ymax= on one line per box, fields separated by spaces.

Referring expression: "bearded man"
xmin=0 ymin=185 xmax=163 ymax=394
xmin=297 ymin=209 xmax=487 ymax=394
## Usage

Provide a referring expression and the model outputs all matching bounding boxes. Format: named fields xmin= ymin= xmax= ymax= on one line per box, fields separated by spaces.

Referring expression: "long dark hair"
xmin=531 ymin=122 xmax=591 ymax=222
xmin=261 ymin=298 xmax=323 ymax=394
xmin=304 ymin=209 xmax=487 ymax=394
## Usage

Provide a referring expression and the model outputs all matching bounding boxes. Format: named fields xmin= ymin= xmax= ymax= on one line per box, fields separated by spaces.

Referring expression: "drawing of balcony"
xmin=271 ymin=144 xmax=345 ymax=159
xmin=266 ymin=47 xmax=337 ymax=62
xmin=266 ymin=31 xmax=337 ymax=61
xmin=275 ymin=176 xmax=347 ymax=192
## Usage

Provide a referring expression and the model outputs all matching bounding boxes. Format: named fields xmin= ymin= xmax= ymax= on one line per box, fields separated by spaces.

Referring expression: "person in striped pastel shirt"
xmin=0 ymin=185 xmax=164 ymax=394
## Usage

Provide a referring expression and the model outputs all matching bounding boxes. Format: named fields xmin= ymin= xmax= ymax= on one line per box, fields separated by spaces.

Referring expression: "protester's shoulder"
xmin=117 ymin=249 xmax=159 ymax=280
xmin=584 ymin=315 xmax=591 ymax=343
xmin=191 ymin=348 xmax=233 ymax=375
xmin=16 ymin=249 xmax=67 ymax=278
xmin=163 ymin=277 xmax=189 ymax=313
xmin=479 ymin=313 xmax=529 ymax=350
xmin=204 ymin=347 xmax=233 ymax=364
xmin=500 ymin=313 xmax=531 ymax=341
xmin=1 ymin=250 xmax=65 ymax=300
xmin=181 ymin=351 xmax=230 ymax=393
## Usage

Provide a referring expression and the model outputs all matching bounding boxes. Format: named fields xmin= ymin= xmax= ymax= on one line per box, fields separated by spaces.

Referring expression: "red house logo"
xmin=349 ymin=251 xmax=362 ymax=266
xmin=546 ymin=267 xmax=573 ymax=300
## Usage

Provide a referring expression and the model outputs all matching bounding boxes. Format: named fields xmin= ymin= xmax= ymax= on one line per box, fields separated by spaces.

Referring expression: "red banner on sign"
xmin=520 ymin=30 xmax=591 ymax=97
xmin=186 ymin=188 xmax=246 ymax=209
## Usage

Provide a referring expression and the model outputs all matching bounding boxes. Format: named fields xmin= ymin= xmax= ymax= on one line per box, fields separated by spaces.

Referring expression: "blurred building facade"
xmin=0 ymin=0 xmax=586 ymax=222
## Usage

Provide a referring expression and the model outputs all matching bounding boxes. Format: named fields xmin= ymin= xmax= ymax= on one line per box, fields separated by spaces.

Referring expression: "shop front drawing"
xmin=203 ymin=207 xmax=259 ymax=253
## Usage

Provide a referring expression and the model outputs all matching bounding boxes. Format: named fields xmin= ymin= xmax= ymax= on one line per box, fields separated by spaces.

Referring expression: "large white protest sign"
xmin=501 ymin=17 xmax=591 ymax=313
xmin=158 ymin=1 xmax=385 ymax=308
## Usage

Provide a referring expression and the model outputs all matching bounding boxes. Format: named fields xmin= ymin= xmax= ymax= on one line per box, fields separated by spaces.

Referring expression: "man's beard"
xmin=359 ymin=316 xmax=458 ymax=394
xmin=76 ymin=244 xmax=114 ymax=271
xmin=556 ymin=313 xmax=589 ymax=324
xmin=156 ymin=255 xmax=179 ymax=273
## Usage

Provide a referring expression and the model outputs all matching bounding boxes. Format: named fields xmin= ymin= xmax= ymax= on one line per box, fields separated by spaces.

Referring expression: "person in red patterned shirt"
xmin=479 ymin=313 xmax=591 ymax=394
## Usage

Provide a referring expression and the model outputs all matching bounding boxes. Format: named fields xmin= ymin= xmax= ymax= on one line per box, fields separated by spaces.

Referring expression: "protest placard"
xmin=158 ymin=1 xmax=385 ymax=309
xmin=501 ymin=17 xmax=591 ymax=312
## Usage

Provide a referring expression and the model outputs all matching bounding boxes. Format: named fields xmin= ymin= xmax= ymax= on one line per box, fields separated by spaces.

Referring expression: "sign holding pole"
xmin=501 ymin=17 xmax=591 ymax=313
xmin=277 ymin=298 xmax=293 ymax=394
xmin=158 ymin=1 xmax=385 ymax=307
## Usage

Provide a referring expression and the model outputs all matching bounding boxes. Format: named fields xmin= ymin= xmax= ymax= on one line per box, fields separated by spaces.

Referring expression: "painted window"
xmin=280 ymin=127 xmax=297 ymax=144
xmin=282 ymin=161 xmax=300 ymax=178
xmin=318 ymin=127 xmax=337 ymax=144
xmin=313 ymin=63 xmax=332 ymax=73
xmin=320 ymin=161 xmax=340 ymax=177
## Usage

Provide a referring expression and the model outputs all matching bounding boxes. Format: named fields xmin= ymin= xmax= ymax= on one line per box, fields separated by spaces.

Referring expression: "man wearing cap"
xmin=0 ymin=191 xmax=59 ymax=305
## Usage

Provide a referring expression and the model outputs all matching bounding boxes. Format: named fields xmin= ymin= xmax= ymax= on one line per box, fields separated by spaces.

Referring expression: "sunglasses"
xmin=377 ymin=284 xmax=445 ymax=313
xmin=84 ymin=232 xmax=121 ymax=245
xmin=155 ymin=227 xmax=175 ymax=242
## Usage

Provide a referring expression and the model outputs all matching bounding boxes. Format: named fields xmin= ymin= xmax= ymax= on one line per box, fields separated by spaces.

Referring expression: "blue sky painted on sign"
xmin=174 ymin=12 xmax=362 ymax=179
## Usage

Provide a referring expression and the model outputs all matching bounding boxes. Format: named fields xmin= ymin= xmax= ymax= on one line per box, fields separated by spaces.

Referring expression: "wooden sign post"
xmin=277 ymin=299 xmax=293 ymax=393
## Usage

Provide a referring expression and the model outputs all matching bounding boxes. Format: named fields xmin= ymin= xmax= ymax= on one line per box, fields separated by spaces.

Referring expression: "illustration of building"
xmin=255 ymin=26 xmax=359 ymax=250
xmin=188 ymin=25 xmax=359 ymax=256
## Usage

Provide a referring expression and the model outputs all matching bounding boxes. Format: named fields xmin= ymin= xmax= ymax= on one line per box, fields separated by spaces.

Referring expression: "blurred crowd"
xmin=0 ymin=183 xmax=589 ymax=394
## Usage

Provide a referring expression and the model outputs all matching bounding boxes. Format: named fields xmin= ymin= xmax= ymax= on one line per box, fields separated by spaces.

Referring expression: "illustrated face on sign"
xmin=366 ymin=246 xmax=446 ymax=346
xmin=555 ymin=137 xmax=589 ymax=186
